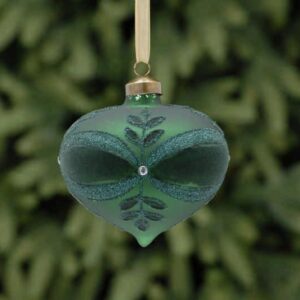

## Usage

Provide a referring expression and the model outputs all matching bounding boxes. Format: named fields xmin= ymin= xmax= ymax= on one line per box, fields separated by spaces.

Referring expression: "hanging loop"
xmin=135 ymin=0 xmax=151 ymax=66
xmin=126 ymin=0 xmax=162 ymax=96
xmin=134 ymin=61 xmax=151 ymax=77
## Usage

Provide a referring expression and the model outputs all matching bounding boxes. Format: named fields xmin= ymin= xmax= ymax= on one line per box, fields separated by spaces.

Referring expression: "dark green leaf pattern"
xmin=144 ymin=197 xmax=166 ymax=209
xmin=144 ymin=211 xmax=163 ymax=221
xmin=143 ymin=130 xmax=164 ymax=147
xmin=146 ymin=116 xmax=166 ymax=129
xmin=134 ymin=218 xmax=149 ymax=231
xmin=122 ymin=109 xmax=167 ymax=231
xmin=124 ymin=127 xmax=140 ymax=145
xmin=119 ymin=196 xmax=139 ymax=210
xmin=121 ymin=211 xmax=139 ymax=221
xmin=127 ymin=115 xmax=145 ymax=128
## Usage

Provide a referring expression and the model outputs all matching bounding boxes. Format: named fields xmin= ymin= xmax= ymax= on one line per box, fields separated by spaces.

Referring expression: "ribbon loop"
xmin=135 ymin=0 xmax=151 ymax=65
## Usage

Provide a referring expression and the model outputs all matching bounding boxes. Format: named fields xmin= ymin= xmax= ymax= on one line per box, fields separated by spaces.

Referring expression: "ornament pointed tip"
xmin=136 ymin=234 xmax=156 ymax=247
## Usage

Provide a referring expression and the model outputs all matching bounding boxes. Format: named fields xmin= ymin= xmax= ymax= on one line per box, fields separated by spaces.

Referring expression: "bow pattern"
xmin=62 ymin=109 xmax=225 ymax=232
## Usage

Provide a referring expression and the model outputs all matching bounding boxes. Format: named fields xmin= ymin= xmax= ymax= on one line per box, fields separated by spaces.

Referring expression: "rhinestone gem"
xmin=138 ymin=165 xmax=148 ymax=176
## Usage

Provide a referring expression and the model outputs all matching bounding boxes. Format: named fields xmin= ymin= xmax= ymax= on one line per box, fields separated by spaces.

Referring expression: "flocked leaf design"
xmin=120 ymin=196 xmax=139 ymax=210
xmin=144 ymin=197 xmax=166 ymax=209
xmin=127 ymin=115 xmax=145 ymax=128
xmin=121 ymin=211 xmax=139 ymax=221
xmin=143 ymin=130 xmax=164 ymax=147
xmin=125 ymin=127 xmax=141 ymax=145
xmin=146 ymin=117 xmax=166 ymax=129
xmin=119 ymin=196 xmax=139 ymax=210
xmin=144 ymin=211 xmax=164 ymax=221
xmin=120 ymin=109 xmax=168 ymax=231
xmin=135 ymin=218 xmax=149 ymax=231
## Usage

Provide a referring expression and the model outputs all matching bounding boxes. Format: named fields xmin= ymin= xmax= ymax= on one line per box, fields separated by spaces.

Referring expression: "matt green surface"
xmin=59 ymin=95 xmax=229 ymax=246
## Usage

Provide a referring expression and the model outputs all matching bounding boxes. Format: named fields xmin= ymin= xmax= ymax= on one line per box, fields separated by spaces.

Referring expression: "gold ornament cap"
xmin=125 ymin=76 xmax=162 ymax=96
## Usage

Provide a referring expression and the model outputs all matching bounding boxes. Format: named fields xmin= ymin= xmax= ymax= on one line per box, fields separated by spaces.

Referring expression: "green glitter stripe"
xmin=61 ymin=130 xmax=138 ymax=167
xmin=149 ymin=176 xmax=218 ymax=203
xmin=147 ymin=128 xmax=226 ymax=168
xmin=67 ymin=176 xmax=140 ymax=201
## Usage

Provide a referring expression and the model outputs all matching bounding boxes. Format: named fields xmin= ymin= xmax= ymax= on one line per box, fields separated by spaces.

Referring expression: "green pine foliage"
xmin=0 ymin=0 xmax=300 ymax=299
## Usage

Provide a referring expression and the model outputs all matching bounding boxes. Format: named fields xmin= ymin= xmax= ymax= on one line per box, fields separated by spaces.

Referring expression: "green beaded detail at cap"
xmin=125 ymin=94 xmax=161 ymax=106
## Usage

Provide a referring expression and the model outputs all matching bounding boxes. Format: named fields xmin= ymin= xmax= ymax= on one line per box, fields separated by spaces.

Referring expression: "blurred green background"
xmin=0 ymin=0 xmax=300 ymax=299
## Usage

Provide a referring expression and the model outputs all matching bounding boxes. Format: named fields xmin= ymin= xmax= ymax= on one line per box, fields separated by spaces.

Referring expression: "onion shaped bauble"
xmin=58 ymin=77 xmax=230 ymax=247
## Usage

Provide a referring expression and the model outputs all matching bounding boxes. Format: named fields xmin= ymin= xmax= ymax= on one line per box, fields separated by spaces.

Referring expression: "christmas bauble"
xmin=59 ymin=77 xmax=230 ymax=246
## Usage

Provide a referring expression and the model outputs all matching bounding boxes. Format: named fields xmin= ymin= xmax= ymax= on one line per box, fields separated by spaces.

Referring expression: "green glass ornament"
xmin=58 ymin=77 xmax=230 ymax=247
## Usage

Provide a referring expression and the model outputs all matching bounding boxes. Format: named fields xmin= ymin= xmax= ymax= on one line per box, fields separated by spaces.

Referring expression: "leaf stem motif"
xmin=122 ymin=109 xmax=166 ymax=231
